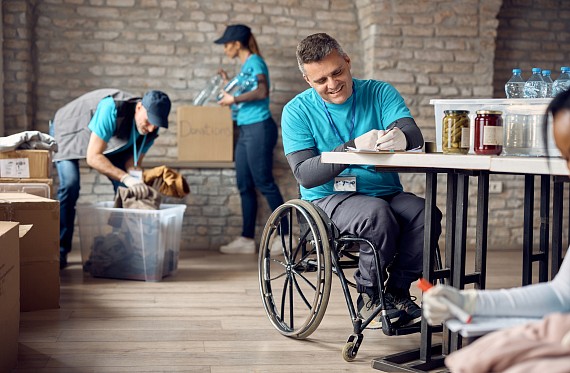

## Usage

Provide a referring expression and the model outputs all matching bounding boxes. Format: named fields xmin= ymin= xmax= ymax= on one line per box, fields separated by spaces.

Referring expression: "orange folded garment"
xmin=143 ymin=165 xmax=190 ymax=198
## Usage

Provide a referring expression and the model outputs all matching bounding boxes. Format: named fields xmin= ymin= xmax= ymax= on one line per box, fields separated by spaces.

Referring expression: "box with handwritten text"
xmin=177 ymin=106 xmax=233 ymax=162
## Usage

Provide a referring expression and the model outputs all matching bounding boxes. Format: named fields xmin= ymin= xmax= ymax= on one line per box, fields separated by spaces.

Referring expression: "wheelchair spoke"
xmin=291 ymin=272 xmax=317 ymax=309
xmin=279 ymin=275 xmax=290 ymax=324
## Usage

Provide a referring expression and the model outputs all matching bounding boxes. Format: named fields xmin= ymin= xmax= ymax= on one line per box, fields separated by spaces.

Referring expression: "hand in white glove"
xmin=121 ymin=174 xmax=150 ymax=199
xmin=376 ymin=127 xmax=407 ymax=151
xmin=422 ymin=284 xmax=478 ymax=325
xmin=354 ymin=129 xmax=382 ymax=150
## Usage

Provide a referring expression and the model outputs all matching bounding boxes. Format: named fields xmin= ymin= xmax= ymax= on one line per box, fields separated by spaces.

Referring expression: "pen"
xmin=418 ymin=278 xmax=473 ymax=324
xmin=375 ymin=126 xmax=395 ymax=149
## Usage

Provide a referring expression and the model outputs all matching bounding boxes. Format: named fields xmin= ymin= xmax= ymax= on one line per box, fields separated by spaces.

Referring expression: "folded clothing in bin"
xmin=78 ymin=202 xmax=185 ymax=282
xmin=83 ymin=212 xmax=161 ymax=281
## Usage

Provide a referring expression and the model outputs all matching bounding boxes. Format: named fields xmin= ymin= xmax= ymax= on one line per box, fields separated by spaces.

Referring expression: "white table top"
xmin=320 ymin=151 xmax=570 ymax=176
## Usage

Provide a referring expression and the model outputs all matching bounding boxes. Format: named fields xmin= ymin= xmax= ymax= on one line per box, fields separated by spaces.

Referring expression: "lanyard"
xmin=132 ymin=121 xmax=147 ymax=168
xmin=319 ymin=84 xmax=356 ymax=144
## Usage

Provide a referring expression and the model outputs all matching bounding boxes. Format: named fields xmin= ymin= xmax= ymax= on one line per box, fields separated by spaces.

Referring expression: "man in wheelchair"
xmin=281 ymin=33 xmax=442 ymax=328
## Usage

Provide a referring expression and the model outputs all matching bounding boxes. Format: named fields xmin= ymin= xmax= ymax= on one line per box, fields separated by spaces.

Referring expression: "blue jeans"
xmin=235 ymin=117 xmax=285 ymax=238
xmin=56 ymin=150 xmax=131 ymax=256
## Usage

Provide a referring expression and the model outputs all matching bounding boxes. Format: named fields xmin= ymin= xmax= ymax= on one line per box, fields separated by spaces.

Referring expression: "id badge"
xmin=129 ymin=169 xmax=143 ymax=180
xmin=334 ymin=176 xmax=356 ymax=192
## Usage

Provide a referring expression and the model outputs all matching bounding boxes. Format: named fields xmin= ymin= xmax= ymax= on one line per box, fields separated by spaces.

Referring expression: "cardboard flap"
xmin=18 ymin=224 xmax=33 ymax=238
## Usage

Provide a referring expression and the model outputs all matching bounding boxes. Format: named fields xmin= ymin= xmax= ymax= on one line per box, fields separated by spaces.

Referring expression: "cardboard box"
xmin=0 ymin=193 xmax=60 ymax=311
xmin=0 ymin=222 xmax=21 ymax=373
xmin=177 ymin=106 xmax=233 ymax=162
xmin=0 ymin=149 xmax=52 ymax=178
xmin=0 ymin=178 xmax=53 ymax=199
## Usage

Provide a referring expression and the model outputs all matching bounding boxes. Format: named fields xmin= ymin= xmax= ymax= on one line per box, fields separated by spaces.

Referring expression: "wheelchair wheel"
xmin=258 ymin=199 xmax=332 ymax=339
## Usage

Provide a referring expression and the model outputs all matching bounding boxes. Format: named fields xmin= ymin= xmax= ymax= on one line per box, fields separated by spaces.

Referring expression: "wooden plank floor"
xmin=14 ymin=248 xmax=535 ymax=373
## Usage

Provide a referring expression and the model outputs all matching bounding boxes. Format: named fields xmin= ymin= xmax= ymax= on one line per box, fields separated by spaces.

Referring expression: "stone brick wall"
xmin=2 ymin=0 xmax=569 ymax=251
xmin=3 ymin=0 xmax=36 ymax=134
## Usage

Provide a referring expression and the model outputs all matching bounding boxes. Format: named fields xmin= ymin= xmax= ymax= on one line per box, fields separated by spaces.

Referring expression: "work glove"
xmin=376 ymin=127 xmax=407 ymax=151
xmin=120 ymin=174 xmax=151 ymax=199
xmin=354 ymin=129 xmax=382 ymax=150
xmin=151 ymin=178 xmax=164 ymax=193
xmin=422 ymin=284 xmax=478 ymax=325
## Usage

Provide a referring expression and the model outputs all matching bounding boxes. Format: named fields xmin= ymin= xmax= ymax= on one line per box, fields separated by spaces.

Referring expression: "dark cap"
xmin=141 ymin=90 xmax=171 ymax=129
xmin=214 ymin=24 xmax=251 ymax=45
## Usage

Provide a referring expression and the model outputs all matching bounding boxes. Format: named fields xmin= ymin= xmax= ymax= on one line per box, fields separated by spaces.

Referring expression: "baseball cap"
xmin=141 ymin=90 xmax=171 ymax=129
xmin=214 ymin=24 xmax=251 ymax=45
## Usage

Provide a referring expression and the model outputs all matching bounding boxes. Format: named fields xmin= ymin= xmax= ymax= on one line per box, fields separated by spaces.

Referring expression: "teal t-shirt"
xmin=88 ymin=96 xmax=155 ymax=155
xmin=281 ymin=78 xmax=412 ymax=201
xmin=235 ymin=54 xmax=271 ymax=125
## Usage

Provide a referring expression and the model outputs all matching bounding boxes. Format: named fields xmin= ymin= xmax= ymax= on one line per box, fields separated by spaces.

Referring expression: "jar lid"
xmin=444 ymin=110 xmax=470 ymax=115
xmin=476 ymin=110 xmax=502 ymax=115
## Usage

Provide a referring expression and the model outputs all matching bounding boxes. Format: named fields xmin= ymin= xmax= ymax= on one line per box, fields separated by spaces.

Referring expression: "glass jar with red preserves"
xmin=474 ymin=110 xmax=503 ymax=155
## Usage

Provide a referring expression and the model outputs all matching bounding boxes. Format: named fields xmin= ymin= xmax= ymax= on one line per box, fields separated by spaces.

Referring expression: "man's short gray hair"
xmin=296 ymin=33 xmax=348 ymax=75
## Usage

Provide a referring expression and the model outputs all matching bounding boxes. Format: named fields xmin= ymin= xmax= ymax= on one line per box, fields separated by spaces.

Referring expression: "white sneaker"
xmin=270 ymin=234 xmax=291 ymax=255
xmin=220 ymin=236 xmax=256 ymax=254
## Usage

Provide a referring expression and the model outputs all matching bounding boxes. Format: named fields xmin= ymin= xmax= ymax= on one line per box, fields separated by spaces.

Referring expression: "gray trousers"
xmin=312 ymin=191 xmax=442 ymax=295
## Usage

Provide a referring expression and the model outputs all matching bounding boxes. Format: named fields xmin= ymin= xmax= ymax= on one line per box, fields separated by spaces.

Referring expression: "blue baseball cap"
xmin=214 ymin=24 xmax=251 ymax=45
xmin=141 ymin=90 xmax=171 ymax=128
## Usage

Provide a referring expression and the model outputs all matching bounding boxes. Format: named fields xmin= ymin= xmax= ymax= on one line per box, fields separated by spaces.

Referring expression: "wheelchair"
xmin=258 ymin=199 xmax=442 ymax=362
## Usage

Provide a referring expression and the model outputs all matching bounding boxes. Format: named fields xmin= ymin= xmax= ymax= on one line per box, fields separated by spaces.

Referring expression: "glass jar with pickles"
xmin=442 ymin=110 xmax=470 ymax=154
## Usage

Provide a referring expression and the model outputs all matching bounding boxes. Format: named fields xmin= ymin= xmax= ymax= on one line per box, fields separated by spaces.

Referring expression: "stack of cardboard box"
xmin=0 ymin=193 xmax=60 ymax=312
xmin=0 ymin=149 xmax=54 ymax=197
xmin=0 ymin=193 xmax=60 ymax=371
xmin=0 ymin=222 xmax=21 ymax=372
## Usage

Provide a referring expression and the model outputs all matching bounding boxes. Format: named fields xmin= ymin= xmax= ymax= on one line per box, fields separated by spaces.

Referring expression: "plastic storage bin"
xmin=430 ymin=98 xmax=559 ymax=156
xmin=0 ymin=183 xmax=51 ymax=198
xmin=77 ymin=202 xmax=186 ymax=282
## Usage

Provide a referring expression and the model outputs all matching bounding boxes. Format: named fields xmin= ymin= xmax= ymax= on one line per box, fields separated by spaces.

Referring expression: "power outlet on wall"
xmin=489 ymin=181 xmax=503 ymax=194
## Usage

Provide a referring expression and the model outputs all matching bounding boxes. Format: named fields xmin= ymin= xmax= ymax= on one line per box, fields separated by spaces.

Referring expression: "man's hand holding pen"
xmin=376 ymin=127 xmax=407 ymax=151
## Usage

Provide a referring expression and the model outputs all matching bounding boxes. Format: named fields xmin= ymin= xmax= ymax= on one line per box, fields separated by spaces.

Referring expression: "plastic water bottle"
xmin=216 ymin=69 xmax=258 ymax=108
xmin=504 ymin=68 xmax=525 ymax=98
xmin=216 ymin=74 xmax=242 ymax=101
xmin=523 ymin=67 xmax=545 ymax=98
xmin=541 ymin=70 xmax=554 ymax=98
xmin=553 ymin=66 xmax=570 ymax=97
xmin=192 ymin=75 xmax=222 ymax=106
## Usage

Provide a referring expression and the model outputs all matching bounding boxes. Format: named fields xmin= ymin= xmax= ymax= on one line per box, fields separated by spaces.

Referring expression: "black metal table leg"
xmin=523 ymin=175 xmax=534 ymax=285
xmin=475 ymin=172 xmax=489 ymax=290
xmin=449 ymin=172 xmax=469 ymax=352
xmin=371 ymin=172 xmax=446 ymax=372
xmin=538 ymin=175 xmax=550 ymax=282
xmin=552 ymin=176 xmax=565 ymax=278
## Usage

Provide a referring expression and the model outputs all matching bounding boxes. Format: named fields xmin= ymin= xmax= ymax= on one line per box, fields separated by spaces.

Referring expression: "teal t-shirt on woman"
xmin=235 ymin=54 xmax=271 ymax=125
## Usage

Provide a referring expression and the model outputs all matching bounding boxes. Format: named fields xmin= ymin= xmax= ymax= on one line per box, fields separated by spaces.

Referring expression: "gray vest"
xmin=52 ymin=89 xmax=157 ymax=161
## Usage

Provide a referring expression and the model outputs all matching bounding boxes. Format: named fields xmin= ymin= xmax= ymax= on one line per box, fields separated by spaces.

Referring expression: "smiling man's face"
xmin=302 ymin=49 xmax=353 ymax=105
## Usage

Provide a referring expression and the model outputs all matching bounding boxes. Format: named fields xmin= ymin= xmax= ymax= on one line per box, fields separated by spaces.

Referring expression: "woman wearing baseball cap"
xmin=215 ymin=24 xmax=286 ymax=255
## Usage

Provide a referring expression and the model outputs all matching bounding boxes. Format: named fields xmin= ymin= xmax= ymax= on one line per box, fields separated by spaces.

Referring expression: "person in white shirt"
xmin=423 ymin=88 xmax=570 ymax=323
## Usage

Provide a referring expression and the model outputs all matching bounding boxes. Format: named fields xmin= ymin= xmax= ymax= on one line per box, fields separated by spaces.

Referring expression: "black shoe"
xmin=389 ymin=293 xmax=422 ymax=326
xmin=60 ymin=252 xmax=68 ymax=270
xmin=357 ymin=293 xmax=404 ymax=329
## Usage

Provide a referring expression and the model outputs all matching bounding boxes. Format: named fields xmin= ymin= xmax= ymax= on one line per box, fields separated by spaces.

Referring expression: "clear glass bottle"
xmin=442 ymin=110 xmax=470 ymax=154
xmin=474 ymin=110 xmax=503 ymax=155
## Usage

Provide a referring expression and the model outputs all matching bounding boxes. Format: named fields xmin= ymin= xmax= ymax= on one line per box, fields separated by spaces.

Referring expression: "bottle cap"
xmin=476 ymin=110 xmax=502 ymax=115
